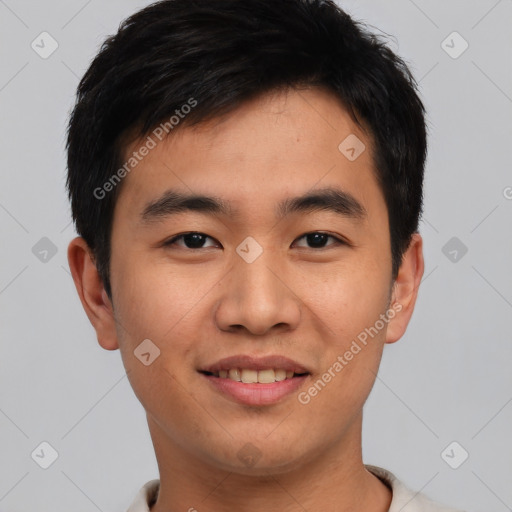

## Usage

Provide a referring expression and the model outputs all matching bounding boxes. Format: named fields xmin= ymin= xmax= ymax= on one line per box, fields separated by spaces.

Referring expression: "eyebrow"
xmin=141 ymin=186 xmax=367 ymax=224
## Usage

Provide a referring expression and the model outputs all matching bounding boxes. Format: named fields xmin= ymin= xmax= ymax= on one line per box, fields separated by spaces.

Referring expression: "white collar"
xmin=126 ymin=465 xmax=463 ymax=512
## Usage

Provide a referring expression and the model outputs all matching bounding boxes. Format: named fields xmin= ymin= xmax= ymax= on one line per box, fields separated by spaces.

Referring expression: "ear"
xmin=67 ymin=236 xmax=119 ymax=350
xmin=385 ymin=233 xmax=424 ymax=344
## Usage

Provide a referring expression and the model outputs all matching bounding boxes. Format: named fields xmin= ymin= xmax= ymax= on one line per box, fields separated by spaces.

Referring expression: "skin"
xmin=68 ymin=86 xmax=424 ymax=512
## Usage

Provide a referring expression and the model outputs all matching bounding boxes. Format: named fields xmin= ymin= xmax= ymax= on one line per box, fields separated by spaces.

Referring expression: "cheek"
xmin=299 ymin=258 xmax=391 ymax=397
xmin=111 ymin=251 xmax=204 ymax=342
xmin=109 ymin=253 xmax=217 ymax=404
xmin=110 ymin=260 xmax=200 ymax=421
xmin=297 ymin=258 xmax=391 ymax=338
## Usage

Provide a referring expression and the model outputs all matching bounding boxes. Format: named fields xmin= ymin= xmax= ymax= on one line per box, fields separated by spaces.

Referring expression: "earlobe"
xmin=385 ymin=233 xmax=424 ymax=344
xmin=67 ymin=236 xmax=120 ymax=351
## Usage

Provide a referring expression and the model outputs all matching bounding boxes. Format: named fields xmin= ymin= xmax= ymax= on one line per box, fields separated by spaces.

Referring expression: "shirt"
xmin=126 ymin=464 xmax=465 ymax=512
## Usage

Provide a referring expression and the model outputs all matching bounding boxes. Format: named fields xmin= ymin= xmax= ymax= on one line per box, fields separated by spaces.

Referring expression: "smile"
xmin=199 ymin=370 xmax=310 ymax=406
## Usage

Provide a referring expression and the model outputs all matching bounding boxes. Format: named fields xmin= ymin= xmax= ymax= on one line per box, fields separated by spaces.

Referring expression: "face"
xmin=74 ymin=86 xmax=421 ymax=475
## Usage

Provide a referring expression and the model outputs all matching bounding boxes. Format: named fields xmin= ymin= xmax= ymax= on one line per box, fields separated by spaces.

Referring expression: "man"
xmin=66 ymin=1 xmax=464 ymax=510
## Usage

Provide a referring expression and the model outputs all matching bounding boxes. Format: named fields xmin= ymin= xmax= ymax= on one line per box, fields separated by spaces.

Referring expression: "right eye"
xmin=163 ymin=232 xmax=221 ymax=250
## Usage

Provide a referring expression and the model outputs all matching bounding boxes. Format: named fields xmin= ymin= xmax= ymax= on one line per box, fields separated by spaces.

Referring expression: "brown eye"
xmin=293 ymin=232 xmax=345 ymax=249
xmin=165 ymin=232 xmax=219 ymax=249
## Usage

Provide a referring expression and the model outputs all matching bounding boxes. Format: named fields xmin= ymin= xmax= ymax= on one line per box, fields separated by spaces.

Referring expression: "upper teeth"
xmin=216 ymin=368 xmax=296 ymax=383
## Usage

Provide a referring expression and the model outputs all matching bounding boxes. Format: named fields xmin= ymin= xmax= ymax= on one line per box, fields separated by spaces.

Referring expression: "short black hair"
xmin=66 ymin=0 xmax=427 ymax=299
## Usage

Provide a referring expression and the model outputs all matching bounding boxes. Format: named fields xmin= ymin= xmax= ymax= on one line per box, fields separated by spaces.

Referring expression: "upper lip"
xmin=199 ymin=354 xmax=311 ymax=374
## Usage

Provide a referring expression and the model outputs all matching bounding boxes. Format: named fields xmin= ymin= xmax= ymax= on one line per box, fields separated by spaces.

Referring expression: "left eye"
xmin=293 ymin=232 xmax=344 ymax=249
xmin=164 ymin=231 xmax=344 ymax=250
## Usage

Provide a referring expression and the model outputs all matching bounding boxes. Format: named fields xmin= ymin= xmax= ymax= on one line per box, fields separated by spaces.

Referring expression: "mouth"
xmin=199 ymin=368 xmax=309 ymax=383
xmin=198 ymin=355 xmax=311 ymax=406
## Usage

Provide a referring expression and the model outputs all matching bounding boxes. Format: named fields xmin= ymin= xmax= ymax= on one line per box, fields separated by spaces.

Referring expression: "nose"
xmin=214 ymin=249 xmax=301 ymax=336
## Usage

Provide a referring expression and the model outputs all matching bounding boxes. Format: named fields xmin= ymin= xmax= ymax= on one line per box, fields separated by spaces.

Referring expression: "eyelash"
xmin=163 ymin=231 xmax=348 ymax=250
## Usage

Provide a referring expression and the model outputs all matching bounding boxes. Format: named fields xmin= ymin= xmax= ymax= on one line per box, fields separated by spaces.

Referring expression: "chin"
xmin=204 ymin=441 xmax=314 ymax=477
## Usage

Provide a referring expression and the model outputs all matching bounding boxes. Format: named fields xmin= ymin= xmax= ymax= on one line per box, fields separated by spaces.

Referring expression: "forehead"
xmin=114 ymin=86 xmax=383 ymax=225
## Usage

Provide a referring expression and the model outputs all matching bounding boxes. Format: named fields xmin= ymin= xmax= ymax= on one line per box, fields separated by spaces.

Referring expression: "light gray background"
xmin=1 ymin=1 xmax=511 ymax=511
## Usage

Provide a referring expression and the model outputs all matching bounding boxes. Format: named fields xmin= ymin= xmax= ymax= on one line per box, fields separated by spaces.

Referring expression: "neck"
xmin=147 ymin=413 xmax=392 ymax=512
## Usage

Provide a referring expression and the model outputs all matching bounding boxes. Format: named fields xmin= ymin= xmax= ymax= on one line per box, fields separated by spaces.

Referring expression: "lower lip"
xmin=200 ymin=373 xmax=309 ymax=406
